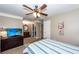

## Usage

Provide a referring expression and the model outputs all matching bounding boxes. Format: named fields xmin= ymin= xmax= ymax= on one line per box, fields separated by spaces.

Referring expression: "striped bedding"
xmin=23 ymin=39 xmax=79 ymax=54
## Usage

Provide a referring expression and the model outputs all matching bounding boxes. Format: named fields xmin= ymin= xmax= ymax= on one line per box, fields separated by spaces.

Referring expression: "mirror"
xmin=23 ymin=24 xmax=28 ymax=31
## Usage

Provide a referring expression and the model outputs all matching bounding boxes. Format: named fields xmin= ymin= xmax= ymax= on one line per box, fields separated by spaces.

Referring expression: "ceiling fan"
xmin=23 ymin=4 xmax=48 ymax=18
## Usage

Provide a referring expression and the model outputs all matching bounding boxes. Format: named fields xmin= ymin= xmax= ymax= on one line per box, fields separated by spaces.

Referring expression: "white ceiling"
xmin=0 ymin=4 xmax=79 ymax=20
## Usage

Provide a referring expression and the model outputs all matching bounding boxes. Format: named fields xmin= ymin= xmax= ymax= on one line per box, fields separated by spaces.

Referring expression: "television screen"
xmin=6 ymin=28 xmax=22 ymax=37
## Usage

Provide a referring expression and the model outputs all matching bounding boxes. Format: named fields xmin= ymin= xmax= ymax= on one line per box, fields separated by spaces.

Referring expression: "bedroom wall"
xmin=0 ymin=16 xmax=23 ymax=28
xmin=51 ymin=8 xmax=79 ymax=47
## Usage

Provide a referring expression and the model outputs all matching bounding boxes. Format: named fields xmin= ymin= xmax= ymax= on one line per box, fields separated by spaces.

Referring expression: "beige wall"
xmin=51 ymin=8 xmax=79 ymax=47
xmin=0 ymin=16 xmax=23 ymax=28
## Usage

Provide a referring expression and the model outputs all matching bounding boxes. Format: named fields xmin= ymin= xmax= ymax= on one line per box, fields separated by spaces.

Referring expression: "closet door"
xmin=30 ymin=21 xmax=43 ymax=39
xmin=44 ymin=20 xmax=51 ymax=39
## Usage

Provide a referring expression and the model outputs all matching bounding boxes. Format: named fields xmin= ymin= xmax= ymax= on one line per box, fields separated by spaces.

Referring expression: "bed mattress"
xmin=23 ymin=39 xmax=79 ymax=54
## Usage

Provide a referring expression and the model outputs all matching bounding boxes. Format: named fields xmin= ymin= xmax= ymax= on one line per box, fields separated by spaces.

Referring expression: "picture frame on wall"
xmin=58 ymin=21 xmax=64 ymax=35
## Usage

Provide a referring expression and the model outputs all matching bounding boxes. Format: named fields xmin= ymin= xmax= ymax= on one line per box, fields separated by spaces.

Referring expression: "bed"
xmin=23 ymin=39 xmax=79 ymax=54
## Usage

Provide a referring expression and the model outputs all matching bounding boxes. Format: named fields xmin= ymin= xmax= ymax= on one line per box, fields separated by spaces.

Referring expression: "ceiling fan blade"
xmin=25 ymin=13 xmax=33 ymax=15
xmin=40 ymin=12 xmax=48 ymax=16
xmin=23 ymin=4 xmax=33 ymax=11
xmin=40 ymin=4 xmax=47 ymax=10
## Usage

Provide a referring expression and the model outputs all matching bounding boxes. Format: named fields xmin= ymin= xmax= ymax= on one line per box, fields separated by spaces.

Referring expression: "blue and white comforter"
xmin=23 ymin=39 xmax=79 ymax=54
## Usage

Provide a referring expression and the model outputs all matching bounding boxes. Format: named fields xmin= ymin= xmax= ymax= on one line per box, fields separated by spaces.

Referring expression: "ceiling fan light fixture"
xmin=23 ymin=4 xmax=48 ymax=18
xmin=33 ymin=12 xmax=37 ymax=18
xmin=33 ymin=12 xmax=40 ymax=18
xmin=37 ymin=13 xmax=40 ymax=17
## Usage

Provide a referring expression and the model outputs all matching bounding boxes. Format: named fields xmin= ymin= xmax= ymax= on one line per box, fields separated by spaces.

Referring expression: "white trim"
xmin=0 ymin=12 xmax=23 ymax=19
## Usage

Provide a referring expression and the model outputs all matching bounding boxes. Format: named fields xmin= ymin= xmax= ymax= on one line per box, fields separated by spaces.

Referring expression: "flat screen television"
xmin=6 ymin=28 xmax=22 ymax=37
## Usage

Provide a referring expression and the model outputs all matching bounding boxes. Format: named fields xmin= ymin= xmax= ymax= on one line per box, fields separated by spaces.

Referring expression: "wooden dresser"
xmin=1 ymin=36 xmax=23 ymax=52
